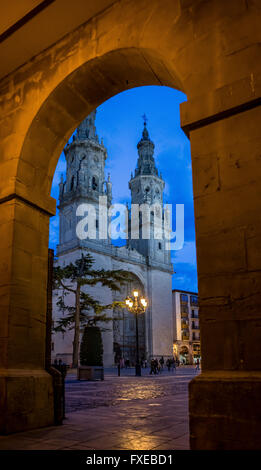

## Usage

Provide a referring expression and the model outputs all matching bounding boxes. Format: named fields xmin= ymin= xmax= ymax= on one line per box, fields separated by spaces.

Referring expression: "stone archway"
xmin=113 ymin=274 xmax=146 ymax=367
xmin=0 ymin=0 xmax=261 ymax=449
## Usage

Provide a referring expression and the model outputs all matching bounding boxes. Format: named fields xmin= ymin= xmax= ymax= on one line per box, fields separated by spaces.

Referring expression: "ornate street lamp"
xmin=125 ymin=290 xmax=148 ymax=377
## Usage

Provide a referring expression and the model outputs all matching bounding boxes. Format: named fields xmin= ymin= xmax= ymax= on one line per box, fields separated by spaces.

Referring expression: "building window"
xmin=191 ymin=309 xmax=198 ymax=318
xmin=190 ymin=295 xmax=198 ymax=306
xmin=180 ymin=294 xmax=188 ymax=302
xmin=51 ymin=342 xmax=54 ymax=351
xmin=158 ymin=242 xmax=162 ymax=250
xmin=92 ymin=176 xmax=98 ymax=190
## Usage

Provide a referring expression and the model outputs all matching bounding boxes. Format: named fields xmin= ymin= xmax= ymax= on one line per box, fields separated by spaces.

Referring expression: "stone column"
xmin=0 ymin=193 xmax=56 ymax=434
xmin=181 ymin=74 xmax=261 ymax=449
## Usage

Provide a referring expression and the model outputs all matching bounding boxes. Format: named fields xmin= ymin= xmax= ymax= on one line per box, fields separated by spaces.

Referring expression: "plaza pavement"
xmin=0 ymin=367 xmax=199 ymax=450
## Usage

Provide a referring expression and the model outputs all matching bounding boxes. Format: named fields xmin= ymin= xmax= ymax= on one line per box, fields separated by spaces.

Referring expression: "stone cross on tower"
xmin=142 ymin=113 xmax=148 ymax=125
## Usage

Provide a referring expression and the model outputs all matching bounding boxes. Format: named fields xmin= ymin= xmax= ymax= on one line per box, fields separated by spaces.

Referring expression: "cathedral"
xmin=52 ymin=111 xmax=174 ymax=367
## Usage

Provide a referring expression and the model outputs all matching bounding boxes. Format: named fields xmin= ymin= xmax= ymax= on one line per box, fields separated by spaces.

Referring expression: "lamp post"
xmin=125 ymin=290 xmax=148 ymax=377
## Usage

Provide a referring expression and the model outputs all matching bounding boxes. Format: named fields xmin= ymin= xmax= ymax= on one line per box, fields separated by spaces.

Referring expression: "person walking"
xmin=159 ymin=356 xmax=164 ymax=371
xmin=150 ymin=358 xmax=155 ymax=375
xmin=171 ymin=357 xmax=176 ymax=372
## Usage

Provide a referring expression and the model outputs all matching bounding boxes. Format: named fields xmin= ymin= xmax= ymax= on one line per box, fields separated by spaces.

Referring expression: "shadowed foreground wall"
xmin=0 ymin=0 xmax=260 ymax=447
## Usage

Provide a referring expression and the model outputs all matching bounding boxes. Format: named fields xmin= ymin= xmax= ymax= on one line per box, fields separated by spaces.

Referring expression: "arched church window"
xmin=92 ymin=176 xmax=98 ymax=190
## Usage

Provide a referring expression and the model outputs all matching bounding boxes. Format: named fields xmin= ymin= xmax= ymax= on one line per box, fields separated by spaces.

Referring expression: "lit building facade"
xmin=172 ymin=289 xmax=200 ymax=364
xmin=52 ymin=111 xmax=174 ymax=366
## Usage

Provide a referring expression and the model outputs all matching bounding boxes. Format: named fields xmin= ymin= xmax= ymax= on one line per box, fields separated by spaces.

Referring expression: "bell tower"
xmin=57 ymin=110 xmax=112 ymax=254
xmin=128 ymin=118 xmax=171 ymax=266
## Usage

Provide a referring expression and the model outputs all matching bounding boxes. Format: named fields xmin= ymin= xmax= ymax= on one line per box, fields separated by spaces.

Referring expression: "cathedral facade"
xmin=52 ymin=111 xmax=174 ymax=367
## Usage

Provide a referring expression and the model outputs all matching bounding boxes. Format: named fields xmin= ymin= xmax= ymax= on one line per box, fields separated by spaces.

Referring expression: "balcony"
xmin=181 ymin=312 xmax=188 ymax=318
xmin=181 ymin=322 xmax=189 ymax=329
xmin=192 ymin=334 xmax=200 ymax=341
xmin=191 ymin=313 xmax=199 ymax=319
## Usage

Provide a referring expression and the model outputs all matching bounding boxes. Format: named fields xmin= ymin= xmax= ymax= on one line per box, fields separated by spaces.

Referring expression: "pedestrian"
xmin=159 ymin=356 xmax=164 ymax=371
xmin=166 ymin=358 xmax=171 ymax=372
xmin=195 ymin=358 xmax=200 ymax=371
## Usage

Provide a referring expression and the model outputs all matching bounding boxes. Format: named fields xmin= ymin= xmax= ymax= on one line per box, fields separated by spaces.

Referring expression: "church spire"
xmin=60 ymin=109 xmax=109 ymax=205
xmin=58 ymin=109 xmax=111 ymax=255
xmin=128 ymin=116 xmax=170 ymax=265
xmin=135 ymin=117 xmax=158 ymax=177
xmin=129 ymin=116 xmax=165 ymax=206
xmin=76 ymin=110 xmax=99 ymax=142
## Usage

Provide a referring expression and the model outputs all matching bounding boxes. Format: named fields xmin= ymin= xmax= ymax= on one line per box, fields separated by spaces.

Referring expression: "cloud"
xmin=172 ymin=268 xmax=198 ymax=293
xmin=172 ymin=241 xmax=197 ymax=266
xmin=49 ymin=216 xmax=59 ymax=246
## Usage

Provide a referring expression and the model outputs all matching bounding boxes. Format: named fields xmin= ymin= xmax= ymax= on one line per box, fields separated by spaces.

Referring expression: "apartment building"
xmin=172 ymin=290 xmax=200 ymax=364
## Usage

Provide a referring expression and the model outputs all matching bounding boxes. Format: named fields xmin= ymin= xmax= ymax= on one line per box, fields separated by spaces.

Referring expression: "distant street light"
xmin=125 ymin=290 xmax=148 ymax=376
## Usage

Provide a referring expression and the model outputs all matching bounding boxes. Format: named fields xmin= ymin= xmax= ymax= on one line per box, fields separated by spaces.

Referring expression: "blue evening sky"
xmin=49 ymin=86 xmax=198 ymax=293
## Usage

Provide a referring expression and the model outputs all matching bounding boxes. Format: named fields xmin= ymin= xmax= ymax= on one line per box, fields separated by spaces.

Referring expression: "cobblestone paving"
xmin=0 ymin=367 xmax=199 ymax=450
xmin=65 ymin=368 xmax=192 ymax=413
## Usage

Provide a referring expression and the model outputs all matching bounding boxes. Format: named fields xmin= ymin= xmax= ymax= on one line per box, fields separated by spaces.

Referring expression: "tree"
xmin=53 ymin=252 xmax=129 ymax=368
xmin=80 ymin=326 xmax=103 ymax=367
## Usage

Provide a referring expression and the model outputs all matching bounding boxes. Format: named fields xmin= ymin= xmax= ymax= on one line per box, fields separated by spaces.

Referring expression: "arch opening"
xmin=49 ymin=84 xmax=197 ymax=374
